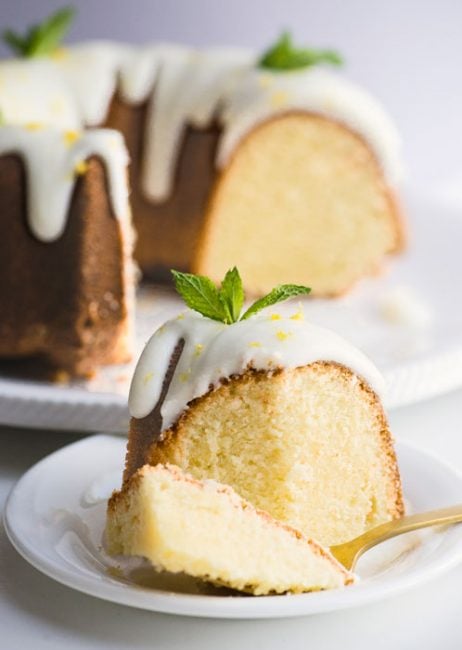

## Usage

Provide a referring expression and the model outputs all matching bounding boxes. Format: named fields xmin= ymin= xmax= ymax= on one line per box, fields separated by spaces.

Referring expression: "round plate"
xmin=1 ymin=188 xmax=461 ymax=433
xmin=4 ymin=435 xmax=462 ymax=619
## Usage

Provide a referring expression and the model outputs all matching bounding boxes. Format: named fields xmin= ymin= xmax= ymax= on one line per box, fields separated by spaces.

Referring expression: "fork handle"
xmin=331 ymin=503 xmax=462 ymax=570
xmin=354 ymin=504 xmax=462 ymax=556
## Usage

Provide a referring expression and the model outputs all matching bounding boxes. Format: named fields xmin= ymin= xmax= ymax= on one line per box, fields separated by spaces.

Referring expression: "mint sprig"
xmin=171 ymin=270 xmax=226 ymax=322
xmin=240 ymin=284 xmax=311 ymax=320
xmin=172 ymin=268 xmax=311 ymax=324
xmin=259 ymin=31 xmax=342 ymax=72
xmin=220 ymin=267 xmax=244 ymax=323
xmin=3 ymin=7 xmax=75 ymax=58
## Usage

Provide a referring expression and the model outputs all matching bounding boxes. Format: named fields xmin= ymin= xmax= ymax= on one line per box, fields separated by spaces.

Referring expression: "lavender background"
xmin=1 ymin=0 xmax=461 ymax=191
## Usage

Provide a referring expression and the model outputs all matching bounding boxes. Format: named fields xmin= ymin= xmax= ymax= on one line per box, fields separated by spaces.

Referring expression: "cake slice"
xmin=106 ymin=463 xmax=354 ymax=595
xmin=137 ymin=361 xmax=403 ymax=548
xmin=125 ymin=269 xmax=404 ymax=549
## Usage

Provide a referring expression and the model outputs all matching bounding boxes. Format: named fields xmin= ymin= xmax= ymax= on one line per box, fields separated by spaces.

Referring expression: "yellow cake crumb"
xmin=290 ymin=305 xmax=305 ymax=321
xmin=258 ymin=74 xmax=273 ymax=89
xmin=270 ymin=90 xmax=290 ymax=108
xmin=50 ymin=47 xmax=69 ymax=60
xmin=63 ymin=130 xmax=81 ymax=146
xmin=74 ymin=160 xmax=89 ymax=176
xmin=50 ymin=96 xmax=66 ymax=115
xmin=25 ymin=122 xmax=43 ymax=131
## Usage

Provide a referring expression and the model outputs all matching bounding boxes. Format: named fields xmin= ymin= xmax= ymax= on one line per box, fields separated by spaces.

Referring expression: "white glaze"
xmin=56 ymin=42 xmax=131 ymax=126
xmin=0 ymin=125 xmax=129 ymax=241
xmin=0 ymin=41 xmax=404 ymax=222
xmin=218 ymin=66 xmax=404 ymax=185
xmin=140 ymin=46 xmax=251 ymax=202
xmin=129 ymin=308 xmax=385 ymax=431
xmin=0 ymin=57 xmax=80 ymax=128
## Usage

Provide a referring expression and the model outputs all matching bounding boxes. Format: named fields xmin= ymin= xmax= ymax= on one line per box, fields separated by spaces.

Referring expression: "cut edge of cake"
xmin=193 ymin=111 xmax=405 ymax=297
xmin=106 ymin=462 xmax=355 ymax=595
xmin=144 ymin=362 xmax=404 ymax=547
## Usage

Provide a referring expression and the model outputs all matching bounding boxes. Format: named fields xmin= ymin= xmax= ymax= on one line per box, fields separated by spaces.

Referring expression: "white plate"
xmin=4 ymin=435 xmax=462 ymax=619
xmin=1 ymin=187 xmax=462 ymax=433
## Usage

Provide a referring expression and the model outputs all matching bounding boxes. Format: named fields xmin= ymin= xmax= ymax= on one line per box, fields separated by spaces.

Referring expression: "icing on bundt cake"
xmin=123 ymin=270 xmax=404 ymax=552
xmin=0 ymin=126 xmax=129 ymax=240
xmin=106 ymin=463 xmax=354 ymax=595
xmin=0 ymin=122 xmax=134 ymax=376
xmin=0 ymin=11 xmax=405 ymax=307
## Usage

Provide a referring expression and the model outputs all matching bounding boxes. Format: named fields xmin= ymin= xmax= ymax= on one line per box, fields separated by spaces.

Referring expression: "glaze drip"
xmin=218 ymin=67 xmax=404 ymax=184
xmin=128 ymin=309 xmax=385 ymax=431
xmin=0 ymin=125 xmax=129 ymax=241
xmin=0 ymin=41 xmax=404 ymax=236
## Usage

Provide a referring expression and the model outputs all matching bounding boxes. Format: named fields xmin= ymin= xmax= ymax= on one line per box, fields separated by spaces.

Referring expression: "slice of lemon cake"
xmin=106 ymin=463 xmax=354 ymax=594
xmin=124 ymin=270 xmax=404 ymax=549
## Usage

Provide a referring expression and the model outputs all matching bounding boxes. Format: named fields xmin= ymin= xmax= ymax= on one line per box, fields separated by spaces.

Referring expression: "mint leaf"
xmin=2 ymin=30 xmax=28 ymax=56
xmin=220 ymin=267 xmax=244 ymax=324
xmin=172 ymin=269 xmax=311 ymax=324
xmin=2 ymin=6 xmax=75 ymax=58
xmin=259 ymin=31 xmax=342 ymax=71
xmin=241 ymin=284 xmax=311 ymax=320
xmin=27 ymin=7 xmax=75 ymax=57
xmin=171 ymin=270 xmax=227 ymax=323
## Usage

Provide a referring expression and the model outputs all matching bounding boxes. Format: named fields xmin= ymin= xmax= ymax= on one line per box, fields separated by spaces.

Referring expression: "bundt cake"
xmin=0 ymin=124 xmax=135 ymax=376
xmin=116 ymin=271 xmax=403 ymax=571
xmin=106 ymin=463 xmax=354 ymax=595
xmin=0 ymin=12 xmax=405 ymax=320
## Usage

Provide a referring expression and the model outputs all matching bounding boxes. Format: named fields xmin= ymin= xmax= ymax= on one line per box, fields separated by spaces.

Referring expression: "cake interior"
xmin=196 ymin=113 xmax=402 ymax=296
xmin=107 ymin=463 xmax=353 ymax=595
xmin=147 ymin=362 xmax=403 ymax=547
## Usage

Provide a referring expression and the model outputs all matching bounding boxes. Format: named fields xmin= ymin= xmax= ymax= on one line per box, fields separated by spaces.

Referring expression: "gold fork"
xmin=330 ymin=504 xmax=462 ymax=571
